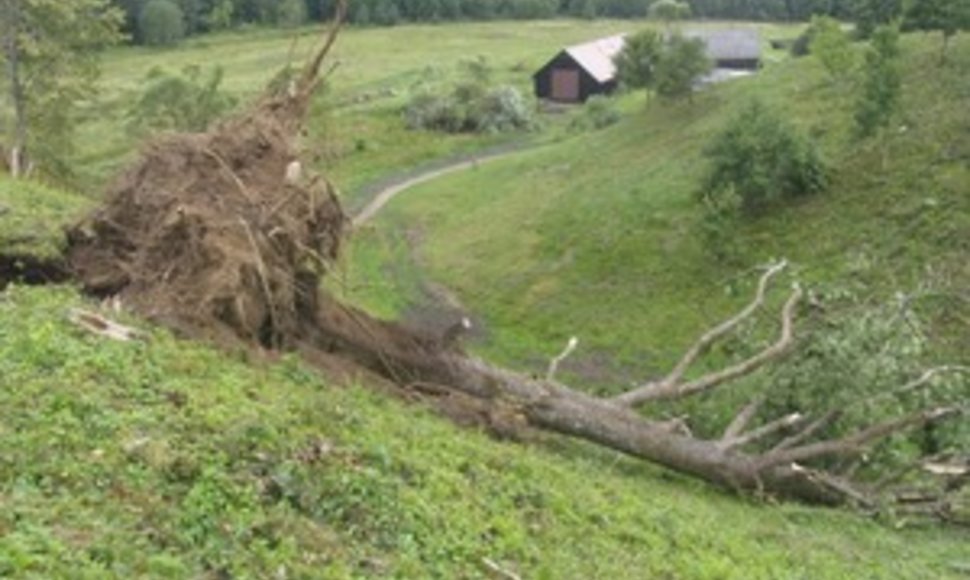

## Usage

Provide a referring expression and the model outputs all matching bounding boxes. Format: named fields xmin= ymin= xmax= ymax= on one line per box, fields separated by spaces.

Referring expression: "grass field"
xmin=1 ymin=284 xmax=967 ymax=578
xmin=338 ymin=32 xmax=970 ymax=388
xmin=76 ymin=20 xmax=799 ymax=195
xmin=1 ymin=19 xmax=968 ymax=578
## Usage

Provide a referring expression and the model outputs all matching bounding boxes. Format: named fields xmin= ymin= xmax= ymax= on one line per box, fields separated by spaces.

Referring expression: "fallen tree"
xmin=66 ymin=2 xmax=967 ymax=513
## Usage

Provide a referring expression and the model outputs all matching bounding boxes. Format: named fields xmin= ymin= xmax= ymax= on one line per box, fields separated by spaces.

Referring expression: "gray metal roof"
xmin=563 ymin=34 xmax=626 ymax=83
xmin=685 ymin=29 xmax=761 ymax=62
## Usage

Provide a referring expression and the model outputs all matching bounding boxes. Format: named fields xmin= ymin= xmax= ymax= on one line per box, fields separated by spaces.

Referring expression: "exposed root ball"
xmin=68 ymin=108 xmax=346 ymax=347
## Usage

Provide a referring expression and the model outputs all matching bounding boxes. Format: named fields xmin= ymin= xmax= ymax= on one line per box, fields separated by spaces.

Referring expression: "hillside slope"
xmin=342 ymin=33 xmax=970 ymax=383
xmin=0 ymin=284 xmax=967 ymax=578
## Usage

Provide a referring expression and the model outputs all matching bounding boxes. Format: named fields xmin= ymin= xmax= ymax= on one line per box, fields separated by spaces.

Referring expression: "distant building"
xmin=533 ymin=35 xmax=626 ymax=103
xmin=685 ymin=29 xmax=762 ymax=70
xmin=534 ymin=29 xmax=762 ymax=104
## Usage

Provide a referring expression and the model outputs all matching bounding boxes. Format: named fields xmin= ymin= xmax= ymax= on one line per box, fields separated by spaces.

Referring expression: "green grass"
xmin=0 ymin=177 xmax=92 ymax=259
xmin=1 ymin=284 xmax=967 ymax=578
xmin=76 ymin=20 xmax=801 ymax=195
xmin=341 ymin=32 xmax=970 ymax=385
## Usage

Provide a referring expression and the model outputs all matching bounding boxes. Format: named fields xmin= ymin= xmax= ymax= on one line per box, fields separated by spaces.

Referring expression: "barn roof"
xmin=685 ymin=29 xmax=761 ymax=62
xmin=563 ymin=34 xmax=627 ymax=83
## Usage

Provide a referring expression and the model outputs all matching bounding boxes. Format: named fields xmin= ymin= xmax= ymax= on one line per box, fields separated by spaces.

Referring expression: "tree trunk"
xmin=301 ymin=264 xmax=962 ymax=507
xmin=2 ymin=1 xmax=27 ymax=177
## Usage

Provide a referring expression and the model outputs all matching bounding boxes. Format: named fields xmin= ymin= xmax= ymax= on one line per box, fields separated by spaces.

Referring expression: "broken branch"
xmin=546 ymin=336 xmax=579 ymax=382
xmin=759 ymin=407 xmax=963 ymax=469
xmin=614 ymin=277 xmax=802 ymax=406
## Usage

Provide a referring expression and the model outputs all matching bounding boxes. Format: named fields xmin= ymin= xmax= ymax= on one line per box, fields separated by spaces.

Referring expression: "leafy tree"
xmin=904 ymin=0 xmax=970 ymax=64
xmin=0 ymin=0 xmax=123 ymax=177
xmin=649 ymin=0 xmax=691 ymax=30
xmin=654 ymin=33 xmax=711 ymax=101
xmin=700 ymin=100 xmax=829 ymax=216
xmin=854 ymin=23 xmax=901 ymax=138
xmin=852 ymin=0 xmax=903 ymax=38
xmin=809 ymin=15 xmax=856 ymax=82
xmin=138 ymin=0 xmax=186 ymax=46
xmin=206 ymin=0 xmax=234 ymax=30
xmin=127 ymin=65 xmax=237 ymax=132
xmin=276 ymin=0 xmax=306 ymax=28
xmin=613 ymin=29 xmax=663 ymax=100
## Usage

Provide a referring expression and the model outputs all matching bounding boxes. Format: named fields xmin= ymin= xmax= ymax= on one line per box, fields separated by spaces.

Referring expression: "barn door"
xmin=551 ymin=68 xmax=581 ymax=102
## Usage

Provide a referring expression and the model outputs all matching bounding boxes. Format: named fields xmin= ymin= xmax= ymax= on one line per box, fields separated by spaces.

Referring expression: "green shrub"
xmin=570 ymin=96 xmax=621 ymax=131
xmin=699 ymin=100 xmax=828 ymax=216
xmin=138 ymin=0 xmax=185 ymax=47
xmin=404 ymin=72 xmax=534 ymax=135
xmin=127 ymin=65 xmax=237 ymax=133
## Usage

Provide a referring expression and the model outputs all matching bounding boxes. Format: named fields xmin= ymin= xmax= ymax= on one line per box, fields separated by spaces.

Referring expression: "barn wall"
xmin=534 ymin=52 xmax=615 ymax=103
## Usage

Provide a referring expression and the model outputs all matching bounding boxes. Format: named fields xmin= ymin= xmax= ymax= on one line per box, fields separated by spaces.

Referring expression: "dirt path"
xmin=351 ymin=148 xmax=525 ymax=227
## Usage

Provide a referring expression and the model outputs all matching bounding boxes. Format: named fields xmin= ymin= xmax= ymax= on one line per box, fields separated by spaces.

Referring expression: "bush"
xmin=699 ymin=100 xmax=828 ymax=216
xmin=761 ymin=291 xmax=968 ymax=478
xmin=138 ymin=0 xmax=186 ymax=46
xmin=127 ymin=65 xmax=237 ymax=133
xmin=570 ymin=96 xmax=621 ymax=131
xmin=403 ymin=62 xmax=535 ymax=134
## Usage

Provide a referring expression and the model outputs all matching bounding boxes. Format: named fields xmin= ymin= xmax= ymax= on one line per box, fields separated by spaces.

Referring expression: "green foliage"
xmin=852 ymin=0 xmax=903 ymax=38
xmin=763 ymin=291 xmax=969 ymax=476
xmin=0 ymin=177 xmax=92 ymax=259
xmin=404 ymin=60 xmax=534 ymax=134
xmin=654 ymin=33 xmax=712 ymax=101
xmin=855 ymin=23 xmax=902 ymax=138
xmin=3 ymin=285 xmax=964 ymax=577
xmin=127 ymin=65 xmax=237 ymax=133
xmin=275 ymin=0 xmax=306 ymax=28
xmin=809 ymin=15 xmax=857 ymax=81
xmin=206 ymin=0 xmax=235 ymax=31
xmin=138 ymin=0 xmax=186 ymax=46
xmin=700 ymin=100 xmax=829 ymax=215
xmin=649 ymin=0 xmax=692 ymax=24
xmin=613 ymin=28 xmax=664 ymax=96
xmin=904 ymin=0 xmax=970 ymax=63
xmin=569 ymin=95 xmax=621 ymax=131
xmin=0 ymin=0 xmax=124 ymax=177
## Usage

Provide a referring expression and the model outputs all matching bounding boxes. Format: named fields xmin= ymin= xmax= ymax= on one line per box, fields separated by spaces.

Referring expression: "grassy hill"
xmin=1 ymin=284 xmax=967 ymax=578
xmin=1 ymin=20 xmax=968 ymax=578
xmin=340 ymin=32 xmax=970 ymax=386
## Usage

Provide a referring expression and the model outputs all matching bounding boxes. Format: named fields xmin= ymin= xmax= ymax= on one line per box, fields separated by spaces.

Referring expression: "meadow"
xmin=1 ymin=18 xmax=967 ymax=577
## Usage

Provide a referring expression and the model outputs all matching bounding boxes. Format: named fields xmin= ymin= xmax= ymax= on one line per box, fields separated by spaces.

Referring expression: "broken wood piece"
xmin=68 ymin=308 xmax=146 ymax=342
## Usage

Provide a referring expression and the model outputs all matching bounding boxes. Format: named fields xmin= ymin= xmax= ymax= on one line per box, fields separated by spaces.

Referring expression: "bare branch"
xmin=546 ymin=336 xmax=579 ymax=382
xmin=299 ymin=0 xmax=348 ymax=97
xmin=68 ymin=309 xmax=145 ymax=342
xmin=613 ymin=261 xmax=789 ymax=407
xmin=614 ymin=279 xmax=802 ymax=407
xmin=718 ymin=412 xmax=804 ymax=451
xmin=722 ymin=398 xmax=764 ymax=440
xmin=759 ymin=407 xmax=963 ymax=469
xmin=771 ymin=410 xmax=841 ymax=453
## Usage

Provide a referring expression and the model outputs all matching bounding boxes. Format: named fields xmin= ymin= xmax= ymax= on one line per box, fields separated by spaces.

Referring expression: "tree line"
xmin=112 ymin=0 xmax=868 ymax=44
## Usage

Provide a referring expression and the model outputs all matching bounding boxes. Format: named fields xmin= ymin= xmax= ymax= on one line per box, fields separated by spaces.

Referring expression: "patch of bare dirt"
xmin=0 ymin=254 xmax=69 ymax=291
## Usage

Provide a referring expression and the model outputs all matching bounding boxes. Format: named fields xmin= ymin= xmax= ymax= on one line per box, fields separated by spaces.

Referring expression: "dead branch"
xmin=614 ymin=276 xmax=802 ymax=406
xmin=771 ymin=410 xmax=841 ymax=453
xmin=298 ymin=0 xmax=347 ymax=97
xmin=68 ymin=309 xmax=145 ymax=342
xmin=759 ymin=407 xmax=964 ymax=469
xmin=722 ymin=398 xmax=764 ymax=440
xmin=718 ymin=412 xmax=804 ymax=451
xmin=546 ymin=336 xmax=579 ymax=381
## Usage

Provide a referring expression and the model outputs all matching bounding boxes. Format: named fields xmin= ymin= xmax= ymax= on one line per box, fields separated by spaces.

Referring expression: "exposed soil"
xmin=61 ymin=21 xmax=511 ymax=434
xmin=0 ymin=254 xmax=70 ymax=291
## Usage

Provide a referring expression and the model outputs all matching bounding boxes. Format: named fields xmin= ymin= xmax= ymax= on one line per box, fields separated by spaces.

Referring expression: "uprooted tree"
xmin=65 ymin=2 xmax=968 ymax=515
